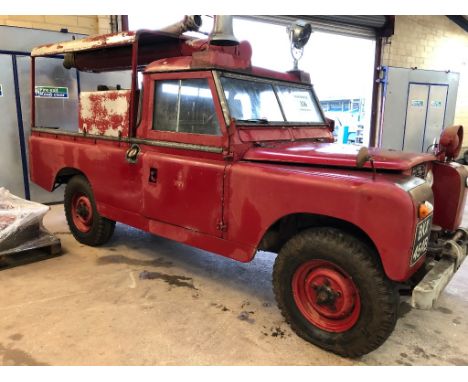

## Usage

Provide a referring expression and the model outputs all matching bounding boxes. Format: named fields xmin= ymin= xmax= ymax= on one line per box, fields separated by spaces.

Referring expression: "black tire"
xmin=64 ymin=175 xmax=115 ymax=246
xmin=273 ymin=227 xmax=399 ymax=358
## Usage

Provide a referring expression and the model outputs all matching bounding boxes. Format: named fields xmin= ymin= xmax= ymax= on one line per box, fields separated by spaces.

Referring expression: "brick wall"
xmin=0 ymin=15 xmax=113 ymax=35
xmin=381 ymin=16 xmax=468 ymax=141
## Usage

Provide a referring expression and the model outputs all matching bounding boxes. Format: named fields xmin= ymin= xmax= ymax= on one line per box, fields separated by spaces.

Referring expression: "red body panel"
xmin=141 ymin=148 xmax=226 ymax=236
xmin=244 ymin=142 xmax=436 ymax=171
xmin=226 ymin=162 xmax=420 ymax=281
xmin=432 ymin=161 xmax=468 ymax=231
xmin=238 ymin=127 xmax=333 ymax=143
xmin=29 ymin=129 xmax=425 ymax=281
xmin=29 ymin=132 xmax=256 ymax=262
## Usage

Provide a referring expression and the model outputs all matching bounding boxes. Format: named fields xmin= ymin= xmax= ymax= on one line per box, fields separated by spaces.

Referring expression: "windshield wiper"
xmin=236 ymin=118 xmax=269 ymax=124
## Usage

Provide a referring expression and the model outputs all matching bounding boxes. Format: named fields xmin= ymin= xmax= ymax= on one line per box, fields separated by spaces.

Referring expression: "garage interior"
xmin=1 ymin=14 xmax=468 ymax=366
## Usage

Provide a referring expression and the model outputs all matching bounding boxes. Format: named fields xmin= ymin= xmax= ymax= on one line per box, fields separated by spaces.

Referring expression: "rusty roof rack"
xmin=31 ymin=30 xmax=193 ymax=73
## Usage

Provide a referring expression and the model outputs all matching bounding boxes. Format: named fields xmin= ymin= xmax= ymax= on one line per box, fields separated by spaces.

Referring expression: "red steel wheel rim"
xmin=71 ymin=193 xmax=93 ymax=233
xmin=292 ymin=259 xmax=361 ymax=332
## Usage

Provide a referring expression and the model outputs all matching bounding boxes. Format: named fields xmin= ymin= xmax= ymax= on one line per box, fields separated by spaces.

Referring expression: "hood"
xmin=243 ymin=142 xmax=436 ymax=171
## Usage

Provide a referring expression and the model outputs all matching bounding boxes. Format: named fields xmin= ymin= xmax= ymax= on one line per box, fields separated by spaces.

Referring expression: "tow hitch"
xmin=411 ymin=228 xmax=468 ymax=309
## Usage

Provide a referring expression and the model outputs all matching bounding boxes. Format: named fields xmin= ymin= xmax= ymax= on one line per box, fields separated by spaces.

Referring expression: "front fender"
xmin=227 ymin=162 xmax=423 ymax=282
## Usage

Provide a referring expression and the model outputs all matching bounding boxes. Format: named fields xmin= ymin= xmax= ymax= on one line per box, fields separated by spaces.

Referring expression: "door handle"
xmin=149 ymin=167 xmax=158 ymax=183
xmin=125 ymin=144 xmax=140 ymax=164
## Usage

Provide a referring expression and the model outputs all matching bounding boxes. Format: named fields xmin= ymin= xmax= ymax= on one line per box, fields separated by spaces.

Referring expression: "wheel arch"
xmin=53 ymin=167 xmax=88 ymax=190
xmin=256 ymin=212 xmax=381 ymax=267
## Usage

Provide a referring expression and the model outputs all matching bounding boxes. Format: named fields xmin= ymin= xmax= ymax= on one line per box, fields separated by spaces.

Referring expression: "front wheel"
xmin=64 ymin=175 xmax=115 ymax=246
xmin=273 ymin=227 xmax=399 ymax=358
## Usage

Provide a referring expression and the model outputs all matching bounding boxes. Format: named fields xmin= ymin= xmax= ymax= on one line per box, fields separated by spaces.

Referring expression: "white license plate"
xmin=411 ymin=214 xmax=433 ymax=265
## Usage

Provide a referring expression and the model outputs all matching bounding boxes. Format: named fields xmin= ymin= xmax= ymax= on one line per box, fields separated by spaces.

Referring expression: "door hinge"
xmin=217 ymin=221 xmax=228 ymax=232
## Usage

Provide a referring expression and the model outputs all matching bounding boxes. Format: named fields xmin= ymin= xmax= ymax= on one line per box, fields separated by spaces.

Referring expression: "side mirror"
xmin=356 ymin=147 xmax=370 ymax=168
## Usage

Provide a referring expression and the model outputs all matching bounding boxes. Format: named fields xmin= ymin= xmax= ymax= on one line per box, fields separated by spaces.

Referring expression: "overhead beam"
xmin=446 ymin=16 xmax=468 ymax=33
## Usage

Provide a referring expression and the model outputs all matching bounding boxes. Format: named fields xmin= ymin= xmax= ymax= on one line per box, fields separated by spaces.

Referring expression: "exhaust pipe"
xmin=159 ymin=15 xmax=202 ymax=35
xmin=209 ymin=15 xmax=239 ymax=46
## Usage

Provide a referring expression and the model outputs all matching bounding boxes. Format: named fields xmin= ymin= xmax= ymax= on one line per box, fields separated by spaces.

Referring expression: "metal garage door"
xmin=241 ymin=15 xmax=389 ymax=38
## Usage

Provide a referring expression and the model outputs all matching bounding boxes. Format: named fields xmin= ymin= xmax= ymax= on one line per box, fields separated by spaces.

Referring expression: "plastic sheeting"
xmin=0 ymin=187 xmax=59 ymax=256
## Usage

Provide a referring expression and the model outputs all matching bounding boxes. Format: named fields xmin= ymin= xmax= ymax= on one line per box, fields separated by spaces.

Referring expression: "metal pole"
xmin=129 ymin=37 xmax=139 ymax=138
xmin=12 ymin=55 xmax=31 ymax=199
xmin=369 ymin=36 xmax=382 ymax=147
xmin=31 ymin=56 xmax=35 ymax=128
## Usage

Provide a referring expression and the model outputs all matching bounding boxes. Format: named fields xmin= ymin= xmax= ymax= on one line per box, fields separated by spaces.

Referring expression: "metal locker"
xmin=0 ymin=54 xmax=25 ymax=197
xmin=403 ymin=84 xmax=430 ymax=152
xmin=423 ymin=85 xmax=448 ymax=152
xmin=379 ymin=66 xmax=459 ymax=153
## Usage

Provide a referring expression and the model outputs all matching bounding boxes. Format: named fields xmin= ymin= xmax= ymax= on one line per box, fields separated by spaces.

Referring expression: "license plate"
xmin=411 ymin=214 xmax=433 ymax=265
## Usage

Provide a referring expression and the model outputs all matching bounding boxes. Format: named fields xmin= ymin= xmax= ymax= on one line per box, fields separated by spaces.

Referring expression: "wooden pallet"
xmin=0 ymin=237 xmax=62 ymax=270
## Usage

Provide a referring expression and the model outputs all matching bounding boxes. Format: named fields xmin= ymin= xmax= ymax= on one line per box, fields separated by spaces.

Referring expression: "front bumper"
xmin=411 ymin=228 xmax=467 ymax=309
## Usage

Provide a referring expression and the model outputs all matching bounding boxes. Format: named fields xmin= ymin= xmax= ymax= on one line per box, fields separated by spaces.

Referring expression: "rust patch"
xmin=79 ymin=90 xmax=130 ymax=137
xmin=31 ymin=31 xmax=136 ymax=57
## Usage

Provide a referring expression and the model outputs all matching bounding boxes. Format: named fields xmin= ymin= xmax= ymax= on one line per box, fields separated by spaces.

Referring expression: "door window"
xmin=153 ymin=78 xmax=221 ymax=135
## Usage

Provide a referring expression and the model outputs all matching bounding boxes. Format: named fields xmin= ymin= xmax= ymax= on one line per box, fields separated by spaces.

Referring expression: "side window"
xmin=153 ymin=78 xmax=221 ymax=135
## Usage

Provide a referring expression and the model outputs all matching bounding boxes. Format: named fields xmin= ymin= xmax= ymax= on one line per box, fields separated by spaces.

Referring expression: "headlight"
xmin=425 ymin=169 xmax=434 ymax=187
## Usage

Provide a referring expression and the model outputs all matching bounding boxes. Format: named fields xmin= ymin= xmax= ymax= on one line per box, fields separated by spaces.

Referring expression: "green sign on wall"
xmin=35 ymin=86 xmax=69 ymax=99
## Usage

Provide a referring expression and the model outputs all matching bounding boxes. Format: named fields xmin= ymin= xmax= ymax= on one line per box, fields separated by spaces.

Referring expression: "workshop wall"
xmin=382 ymin=15 xmax=468 ymax=142
xmin=0 ymin=15 xmax=113 ymax=35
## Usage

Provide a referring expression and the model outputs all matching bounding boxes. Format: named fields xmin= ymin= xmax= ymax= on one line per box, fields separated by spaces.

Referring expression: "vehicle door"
xmin=138 ymin=71 xmax=229 ymax=237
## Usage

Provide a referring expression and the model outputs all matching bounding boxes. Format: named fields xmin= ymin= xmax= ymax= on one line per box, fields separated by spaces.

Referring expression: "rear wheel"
xmin=64 ymin=175 xmax=115 ymax=246
xmin=273 ymin=227 xmax=399 ymax=358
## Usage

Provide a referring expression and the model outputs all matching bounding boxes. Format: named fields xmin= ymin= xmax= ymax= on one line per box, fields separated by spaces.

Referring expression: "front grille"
xmin=412 ymin=164 xmax=427 ymax=179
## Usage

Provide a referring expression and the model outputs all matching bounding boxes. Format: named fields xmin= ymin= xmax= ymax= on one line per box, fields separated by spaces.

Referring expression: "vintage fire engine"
xmin=29 ymin=16 xmax=467 ymax=357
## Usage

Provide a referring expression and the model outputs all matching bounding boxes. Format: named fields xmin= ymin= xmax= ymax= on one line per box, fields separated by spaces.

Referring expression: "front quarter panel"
xmin=227 ymin=162 xmax=422 ymax=282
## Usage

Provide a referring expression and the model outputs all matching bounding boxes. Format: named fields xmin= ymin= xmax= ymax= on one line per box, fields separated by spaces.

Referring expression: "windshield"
xmin=220 ymin=75 xmax=325 ymax=125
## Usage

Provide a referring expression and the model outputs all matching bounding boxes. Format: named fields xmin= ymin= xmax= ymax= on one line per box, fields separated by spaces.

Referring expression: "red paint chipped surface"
xmin=79 ymin=90 xmax=130 ymax=137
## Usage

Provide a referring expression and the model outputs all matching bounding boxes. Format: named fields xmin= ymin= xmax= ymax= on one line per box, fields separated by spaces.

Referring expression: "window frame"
xmin=142 ymin=71 xmax=228 ymax=149
xmin=218 ymin=72 xmax=327 ymax=127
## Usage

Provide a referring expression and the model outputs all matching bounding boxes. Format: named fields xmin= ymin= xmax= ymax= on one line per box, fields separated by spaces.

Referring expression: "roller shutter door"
xmin=239 ymin=15 xmax=389 ymax=39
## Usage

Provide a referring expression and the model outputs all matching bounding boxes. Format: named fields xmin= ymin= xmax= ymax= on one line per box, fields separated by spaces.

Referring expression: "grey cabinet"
xmin=379 ymin=66 xmax=459 ymax=153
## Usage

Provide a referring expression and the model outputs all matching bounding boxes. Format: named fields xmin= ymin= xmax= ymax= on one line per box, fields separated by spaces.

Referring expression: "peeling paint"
xmin=31 ymin=31 xmax=136 ymax=57
xmin=79 ymin=90 xmax=130 ymax=138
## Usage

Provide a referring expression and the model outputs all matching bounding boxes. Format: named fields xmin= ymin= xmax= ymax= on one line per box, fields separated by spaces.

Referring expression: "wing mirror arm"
xmin=356 ymin=147 xmax=376 ymax=180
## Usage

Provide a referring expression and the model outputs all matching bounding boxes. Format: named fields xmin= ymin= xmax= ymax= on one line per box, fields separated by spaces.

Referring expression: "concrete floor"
xmin=0 ymin=204 xmax=468 ymax=366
